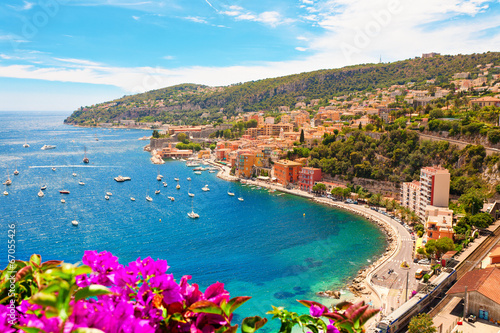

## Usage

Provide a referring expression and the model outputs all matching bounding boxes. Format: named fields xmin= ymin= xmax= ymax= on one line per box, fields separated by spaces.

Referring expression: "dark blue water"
xmin=0 ymin=111 xmax=386 ymax=327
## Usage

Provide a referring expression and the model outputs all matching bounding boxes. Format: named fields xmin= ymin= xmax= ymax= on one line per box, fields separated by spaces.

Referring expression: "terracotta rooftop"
xmin=489 ymin=246 xmax=500 ymax=258
xmin=447 ymin=267 xmax=500 ymax=305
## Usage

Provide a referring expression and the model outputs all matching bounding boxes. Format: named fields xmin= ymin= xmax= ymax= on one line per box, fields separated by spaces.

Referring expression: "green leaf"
xmin=74 ymin=285 xmax=113 ymax=302
xmin=74 ymin=265 xmax=92 ymax=276
xmin=15 ymin=265 xmax=33 ymax=282
xmin=221 ymin=325 xmax=238 ymax=333
xmin=306 ymin=324 xmax=319 ymax=333
xmin=227 ymin=296 xmax=251 ymax=314
xmin=30 ymin=292 xmax=57 ymax=308
xmin=19 ymin=327 xmax=46 ymax=333
xmin=241 ymin=316 xmax=267 ymax=333
xmin=30 ymin=255 xmax=42 ymax=268
xmin=40 ymin=260 xmax=63 ymax=271
xmin=74 ymin=328 xmax=106 ymax=333
xmin=188 ymin=300 xmax=223 ymax=315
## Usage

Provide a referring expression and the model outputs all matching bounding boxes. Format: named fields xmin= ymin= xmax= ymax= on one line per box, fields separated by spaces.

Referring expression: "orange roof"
xmin=447 ymin=267 xmax=500 ymax=305
xmin=490 ymin=246 xmax=500 ymax=258
xmin=472 ymin=96 xmax=500 ymax=102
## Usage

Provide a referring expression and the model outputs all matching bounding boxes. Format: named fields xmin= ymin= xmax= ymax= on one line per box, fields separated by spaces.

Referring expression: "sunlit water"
xmin=0 ymin=111 xmax=386 ymax=330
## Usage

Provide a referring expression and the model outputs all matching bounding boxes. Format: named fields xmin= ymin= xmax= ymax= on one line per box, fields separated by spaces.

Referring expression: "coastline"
xmin=212 ymin=162 xmax=400 ymax=308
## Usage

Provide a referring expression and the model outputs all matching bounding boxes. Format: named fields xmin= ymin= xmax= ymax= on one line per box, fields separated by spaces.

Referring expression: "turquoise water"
xmin=0 ymin=111 xmax=386 ymax=329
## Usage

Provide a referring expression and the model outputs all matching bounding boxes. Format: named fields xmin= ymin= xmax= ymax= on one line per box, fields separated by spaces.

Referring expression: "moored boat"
xmin=59 ymin=190 xmax=70 ymax=194
xmin=114 ymin=176 xmax=131 ymax=182
xmin=41 ymin=145 xmax=56 ymax=150
xmin=72 ymin=220 xmax=79 ymax=226
xmin=38 ymin=190 xmax=44 ymax=197
xmin=146 ymin=195 xmax=153 ymax=202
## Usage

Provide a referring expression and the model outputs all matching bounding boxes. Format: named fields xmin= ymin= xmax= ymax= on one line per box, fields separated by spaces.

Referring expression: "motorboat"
xmin=168 ymin=196 xmax=175 ymax=201
xmin=130 ymin=197 xmax=136 ymax=201
xmin=163 ymin=182 xmax=167 ymax=187
xmin=40 ymin=185 xmax=47 ymax=190
xmin=194 ymin=171 xmax=202 ymax=175
xmin=227 ymin=191 xmax=235 ymax=196
xmin=41 ymin=145 xmax=56 ymax=150
xmin=72 ymin=173 xmax=77 ymax=177
xmin=186 ymin=161 xmax=200 ymax=167
xmin=52 ymin=167 xmax=56 ymax=171
xmin=146 ymin=196 xmax=153 ymax=202
xmin=114 ymin=176 xmax=131 ymax=182
xmin=105 ymin=195 xmax=110 ymax=200
xmin=106 ymin=192 xmax=112 ymax=196
xmin=187 ymin=177 xmax=191 ymax=181
xmin=176 ymin=184 xmax=181 ymax=190
xmin=72 ymin=220 xmax=79 ymax=226
xmin=188 ymin=211 xmax=199 ymax=219
xmin=209 ymin=170 xmax=216 ymax=173
xmin=3 ymin=191 xmax=8 ymax=195
xmin=188 ymin=193 xmax=195 ymax=197
xmin=155 ymin=190 xmax=160 ymax=194
xmin=174 ymin=178 xmax=179 ymax=181
xmin=14 ymin=169 xmax=19 ymax=175
xmin=79 ymin=181 xmax=85 ymax=186
xmin=202 ymin=185 xmax=210 ymax=192
xmin=38 ymin=190 xmax=44 ymax=197
xmin=59 ymin=190 xmax=70 ymax=194
xmin=61 ymin=199 xmax=65 ymax=203
xmin=157 ymin=175 xmax=162 ymax=181
xmin=238 ymin=197 xmax=244 ymax=201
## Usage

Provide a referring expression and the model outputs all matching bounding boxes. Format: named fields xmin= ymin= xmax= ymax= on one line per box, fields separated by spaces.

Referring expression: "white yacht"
xmin=188 ymin=193 xmax=195 ymax=197
xmin=41 ymin=145 xmax=56 ymax=150
xmin=3 ymin=191 xmax=8 ymax=196
xmin=227 ymin=191 xmax=235 ymax=196
xmin=202 ymin=185 xmax=210 ymax=192
xmin=187 ymin=177 xmax=191 ymax=181
xmin=163 ymin=182 xmax=168 ymax=187
xmin=79 ymin=181 xmax=85 ymax=186
xmin=61 ymin=199 xmax=65 ymax=203
xmin=188 ymin=211 xmax=200 ymax=219
xmin=238 ymin=197 xmax=244 ymax=201
xmin=130 ymin=197 xmax=136 ymax=201
xmin=209 ymin=170 xmax=216 ymax=173
xmin=194 ymin=171 xmax=202 ymax=175
xmin=174 ymin=178 xmax=179 ymax=181
xmin=186 ymin=161 xmax=200 ymax=167
xmin=114 ymin=176 xmax=131 ymax=182
xmin=176 ymin=184 xmax=180 ymax=190
xmin=106 ymin=192 xmax=112 ymax=196
xmin=155 ymin=190 xmax=160 ymax=194
xmin=72 ymin=173 xmax=77 ymax=177
xmin=72 ymin=220 xmax=79 ymax=226
xmin=105 ymin=195 xmax=110 ymax=200
xmin=40 ymin=185 xmax=47 ymax=190
xmin=38 ymin=190 xmax=44 ymax=197
xmin=146 ymin=195 xmax=153 ymax=202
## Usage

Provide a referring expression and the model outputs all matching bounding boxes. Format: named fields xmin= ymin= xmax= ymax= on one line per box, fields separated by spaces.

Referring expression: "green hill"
xmin=64 ymin=52 xmax=500 ymax=125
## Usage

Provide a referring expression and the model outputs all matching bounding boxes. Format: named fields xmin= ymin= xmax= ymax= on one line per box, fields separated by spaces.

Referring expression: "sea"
xmin=0 ymin=111 xmax=386 ymax=330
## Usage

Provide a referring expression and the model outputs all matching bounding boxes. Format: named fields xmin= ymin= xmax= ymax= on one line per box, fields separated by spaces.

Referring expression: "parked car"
xmin=418 ymin=259 xmax=430 ymax=265
xmin=467 ymin=314 xmax=476 ymax=323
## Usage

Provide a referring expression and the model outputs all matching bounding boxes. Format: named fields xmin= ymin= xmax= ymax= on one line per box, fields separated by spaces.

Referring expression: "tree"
xmin=152 ymin=130 xmax=160 ymax=138
xmin=470 ymin=212 xmax=494 ymax=228
xmin=312 ymin=183 xmax=326 ymax=194
xmin=425 ymin=240 xmax=437 ymax=258
xmin=177 ymin=132 xmax=187 ymax=143
xmin=300 ymin=129 xmax=305 ymax=143
xmin=408 ymin=313 xmax=437 ymax=333
xmin=458 ymin=189 xmax=485 ymax=215
xmin=223 ymin=129 xmax=232 ymax=139
xmin=435 ymin=237 xmax=455 ymax=259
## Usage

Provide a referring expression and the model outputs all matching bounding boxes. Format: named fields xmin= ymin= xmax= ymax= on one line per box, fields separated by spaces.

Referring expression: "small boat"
xmin=174 ymin=178 xmax=179 ymax=181
xmin=168 ymin=196 xmax=175 ymax=201
xmin=157 ymin=175 xmax=162 ymax=181
xmin=187 ymin=177 xmax=191 ymax=181
xmin=268 ymin=189 xmax=276 ymax=193
xmin=209 ymin=170 xmax=216 ymax=173
xmin=40 ymin=185 xmax=47 ymax=190
xmin=176 ymin=184 xmax=180 ymax=190
xmin=238 ymin=197 xmax=244 ymax=201
xmin=194 ymin=171 xmax=202 ymax=175
xmin=163 ymin=182 xmax=167 ymax=187
xmin=105 ymin=195 xmax=110 ymax=200
xmin=59 ymin=190 xmax=70 ymax=194
xmin=186 ymin=162 xmax=200 ymax=167
xmin=130 ymin=197 xmax=136 ymax=201
xmin=227 ymin=191 xmax=235 ymax=196
xmin=106 ymin=192 xmax=112 ymax=196
xmin=38 ymin=190 xmax=44 ymax=197
xmin=72 ymin=173 xmax=77 ymax=177
xmin=79 ymin=181 xmax=85 ymax=186
xmin=83 ymin=146 xmax=89 ymax=163
xmin=23 ymin=139 xmax=29 ymax=148
xmin=52 ymin=167 xmax=56 ymax=171
xmin=114 ymin=176 xmax=131 ymax=182
xmin=3 ymin=191 xmax=8 ymax=195
xmin=72 ymin=220 xmax=79 ymax=226
xmin=202 ymin=185 xmax=210 ymax=192
xmin=41 ymin=145 xmax=56 ymax=150
xmin=155 ymin=190 xmax=160 ymax=194
xmin=61 ymin=199 xmax=65 ymax=203
xmin=3 ymin=178 xmax=12 ymax=186
xmin=146 ymin=195 xmax=153 ymax=202
xmin=188 ymin=211 xmax=199 ymax=219
xmin=13 ymin=169 xmax=19 ymax=175
xmin=188 ymin=193 xmax=195 ymax=197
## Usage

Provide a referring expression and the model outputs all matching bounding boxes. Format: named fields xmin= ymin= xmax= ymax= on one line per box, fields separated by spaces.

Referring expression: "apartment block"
xmin=299 ymin=167 xmax=322 ymax=192
xmin=273 ymin=160 xmax=303 ymax=186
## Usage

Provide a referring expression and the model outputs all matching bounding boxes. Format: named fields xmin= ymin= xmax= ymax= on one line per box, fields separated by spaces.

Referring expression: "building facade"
xmin=298 ymin=167 xmax=322 ymax=192
xmin=273 ymin=160 xmax=303 ymax=186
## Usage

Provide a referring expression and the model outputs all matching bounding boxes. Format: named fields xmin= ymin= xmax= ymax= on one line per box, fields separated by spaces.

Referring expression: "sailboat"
xmin=23 ymin=138 xmax=29 ymax=148
xmin=13 ymin=164 xmax=19 ymax=175
xmin=38 ymin=190 xmax=44 ymax=197
xmin=155 ymin=183 xmax=161 ymax=195
xmin=83 ymin=146 xmax=89 ymax=163
xmin=3 ymin=191 xmax=8 ymax=195
xmin=187 ymin=196 xmax=199 ymax=219
xmin=238 ymin=188 xmax=244 ymax=201
xmin=146 ymin=195 xmax=153 ymax=202
xmin=72 ymin=220 xmax=79 ymax=226
xmin=188 ymin=183 xmax=194 ymax=197
xmin=157 ymin=166 xmax=163 ymax=181
xmin=3 ymin=172 xmax=12 ymax=186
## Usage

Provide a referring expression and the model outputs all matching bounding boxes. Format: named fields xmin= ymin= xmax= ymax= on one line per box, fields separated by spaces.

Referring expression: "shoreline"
xmin=211 ymin=164 xmax=400 ymax=307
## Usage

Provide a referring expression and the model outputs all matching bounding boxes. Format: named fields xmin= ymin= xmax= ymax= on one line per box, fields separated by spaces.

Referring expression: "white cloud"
xmin=0 ymin=54 xmax=13 ymax=59
xmin=184 ymin=16 xmax=209 ymax=24
xmin=53 ymin=58 xmax=102 ymax=66
xmin=297 ymin=36 xmax=309 ymax=41
xmin=295 ymin=47 xmax=308 ymax=51
xmin=23 ymin=1 xmax=34 ymax=10
xmin=132 ymin=15 xmax=140 ymax=20
xmin=162 ymin=55 xmax=175 ymax=60
xmin=220 ymin=6 xmax=294 ymax=27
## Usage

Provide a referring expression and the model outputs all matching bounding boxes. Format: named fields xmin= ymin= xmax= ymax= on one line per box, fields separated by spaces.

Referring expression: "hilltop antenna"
xmin=379 ymin=55 xmax=382 ymax=64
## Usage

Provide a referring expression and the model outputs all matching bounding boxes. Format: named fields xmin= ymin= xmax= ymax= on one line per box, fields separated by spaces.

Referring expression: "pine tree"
xmin=300 ymin=129 xmax=305 ymax=143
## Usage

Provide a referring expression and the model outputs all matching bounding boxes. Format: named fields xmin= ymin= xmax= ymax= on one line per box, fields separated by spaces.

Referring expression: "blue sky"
xmin=0 ymin=0 xmax=499 ymax=111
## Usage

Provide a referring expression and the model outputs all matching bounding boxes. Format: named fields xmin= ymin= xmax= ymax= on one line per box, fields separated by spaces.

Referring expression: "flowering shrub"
xmin=0 ymin=252 xmax=378 ymax=333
